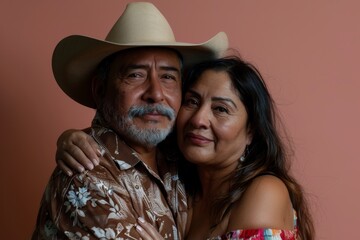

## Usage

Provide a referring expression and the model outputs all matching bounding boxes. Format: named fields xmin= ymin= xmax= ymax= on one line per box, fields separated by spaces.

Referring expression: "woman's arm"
xmin=56 ymin=129 xmax=101 ymax=176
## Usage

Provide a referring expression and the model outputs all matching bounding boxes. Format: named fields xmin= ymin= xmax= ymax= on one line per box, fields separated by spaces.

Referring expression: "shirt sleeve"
xmin=33 ymin=168 xmax=141 ymax=240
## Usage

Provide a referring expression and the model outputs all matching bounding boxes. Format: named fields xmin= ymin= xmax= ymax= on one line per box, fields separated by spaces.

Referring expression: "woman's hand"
xmin=135 ymin=217 xmax=165 ymax=240
xmin=56 ymin=129 xmax=101 ymax=176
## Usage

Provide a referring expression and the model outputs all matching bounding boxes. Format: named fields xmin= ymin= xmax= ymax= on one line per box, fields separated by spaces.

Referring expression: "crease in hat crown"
xmin=52 ymin=2 xmax=229 ymax=108
xmin=105 ymin=2 xmax=176 ymax=44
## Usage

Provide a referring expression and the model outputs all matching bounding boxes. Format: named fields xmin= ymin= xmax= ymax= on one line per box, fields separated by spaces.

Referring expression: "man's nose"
xmin=142 ymin=73 xmax=165 ymax=103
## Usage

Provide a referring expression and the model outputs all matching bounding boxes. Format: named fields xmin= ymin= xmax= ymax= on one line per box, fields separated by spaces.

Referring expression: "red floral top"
xmin=209 ymin=211 xmax=298 ymax=240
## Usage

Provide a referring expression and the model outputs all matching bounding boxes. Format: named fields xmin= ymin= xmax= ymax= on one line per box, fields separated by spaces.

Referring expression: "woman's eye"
xmin=184 ymin=98 xmax=199 ymax=107
xmin=214 ymin=106 xmax=229 ymax=114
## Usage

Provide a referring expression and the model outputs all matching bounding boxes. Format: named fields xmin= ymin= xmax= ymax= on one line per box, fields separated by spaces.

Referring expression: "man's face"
xmin=99 ymin=48 xmax=182 ymax=150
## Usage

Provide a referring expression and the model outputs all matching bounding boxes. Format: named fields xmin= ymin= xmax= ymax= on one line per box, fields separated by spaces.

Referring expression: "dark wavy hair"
xmin=177 ymin=56 xmax=314 ymax=239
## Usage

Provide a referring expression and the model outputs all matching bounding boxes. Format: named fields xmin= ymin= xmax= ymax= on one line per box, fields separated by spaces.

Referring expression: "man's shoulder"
xmin=47 ymin=167 xmax=75 ymax=192
xmin=46 ymin=166 xmax=115 ymax=197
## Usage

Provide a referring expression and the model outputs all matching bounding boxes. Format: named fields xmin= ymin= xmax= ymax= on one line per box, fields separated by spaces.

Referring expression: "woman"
xmin=56 ymin=56 xmax=314 ymax=239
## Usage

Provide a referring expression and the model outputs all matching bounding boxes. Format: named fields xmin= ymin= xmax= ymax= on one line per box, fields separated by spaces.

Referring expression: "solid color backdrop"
xmin=1 ymin=1 xmax=359 ymax=239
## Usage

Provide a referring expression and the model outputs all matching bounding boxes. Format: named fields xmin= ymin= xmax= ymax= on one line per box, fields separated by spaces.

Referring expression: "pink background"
xmin=1 ymin=1 xmax=359 ymax=239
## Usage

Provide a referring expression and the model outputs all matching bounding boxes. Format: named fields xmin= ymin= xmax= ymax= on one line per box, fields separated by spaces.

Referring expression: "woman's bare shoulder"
xmin=227 ymin=175 xmax=294 ymax=230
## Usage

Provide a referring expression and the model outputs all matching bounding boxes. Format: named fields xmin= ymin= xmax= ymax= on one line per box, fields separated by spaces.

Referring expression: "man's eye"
xmin=128 ymin=73 xmax=143 ymax=78
xmin=162 ymin=74 xmax=176 ymax=80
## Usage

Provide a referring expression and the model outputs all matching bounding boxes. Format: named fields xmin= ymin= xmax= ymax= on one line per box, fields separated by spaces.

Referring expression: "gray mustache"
xmin=128 ymin=105 xmax=175 ymax=121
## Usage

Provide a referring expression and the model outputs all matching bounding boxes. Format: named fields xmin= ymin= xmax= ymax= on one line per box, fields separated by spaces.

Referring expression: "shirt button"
xmin=135 ymin=185 xmax=140 ymax=189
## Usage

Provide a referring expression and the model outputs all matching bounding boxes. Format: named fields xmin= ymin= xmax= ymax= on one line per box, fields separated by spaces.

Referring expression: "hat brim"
xmin=52 ymin=32 xmax=228 ymax=108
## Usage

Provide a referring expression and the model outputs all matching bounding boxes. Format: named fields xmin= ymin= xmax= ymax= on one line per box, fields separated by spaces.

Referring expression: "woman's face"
xmin=177 ymin=70 xmax=251 ymax=169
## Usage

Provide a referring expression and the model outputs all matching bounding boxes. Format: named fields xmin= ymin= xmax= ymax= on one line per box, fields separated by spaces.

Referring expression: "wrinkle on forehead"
xmin=112 ymin=48 xmax=182 ymax=75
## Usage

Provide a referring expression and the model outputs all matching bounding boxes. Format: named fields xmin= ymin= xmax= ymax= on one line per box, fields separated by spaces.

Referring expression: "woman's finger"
xmin=76 ymin=134 xmax=101 ymax=166
xmin=136 ymin=217 xmax=165 ymax=240
xmin=134 ymin=223 xmax=153 ymax=240
xmin=56 ymin=150 xmax=87 ymax=173
xmin=56 ymin=129 xmax=98 ymax=170
xmin=57 ymin=160 xmax=74 ymax=177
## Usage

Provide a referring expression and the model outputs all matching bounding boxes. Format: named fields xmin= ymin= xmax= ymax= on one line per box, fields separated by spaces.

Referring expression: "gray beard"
xmin=101 ymin=101 xmax=176 ymax=147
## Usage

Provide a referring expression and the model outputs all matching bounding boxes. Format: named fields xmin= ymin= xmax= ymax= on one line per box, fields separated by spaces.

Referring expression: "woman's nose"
xmin=189 ymin=106 xmax=210 ymax=129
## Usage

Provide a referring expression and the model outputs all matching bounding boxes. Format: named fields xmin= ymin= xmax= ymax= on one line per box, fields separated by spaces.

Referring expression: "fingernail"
xmin=87 ymin=164 xmax=94 ymax=170
xmin=138 ymin=217 xmax=145 ymax=223
xmin=92 ymin=158 xmax=99 ymax=165
xmin=136 ymin=225 xmax=143 ymax=232
xmin=97 ymin=149 xmax=105 ymax=157
xmin=67 ymin=171 xmax=73 ymax=177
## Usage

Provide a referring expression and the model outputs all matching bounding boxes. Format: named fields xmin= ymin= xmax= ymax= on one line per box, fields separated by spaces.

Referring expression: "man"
xmin=32 ymin=2 xmax=228 ymax=239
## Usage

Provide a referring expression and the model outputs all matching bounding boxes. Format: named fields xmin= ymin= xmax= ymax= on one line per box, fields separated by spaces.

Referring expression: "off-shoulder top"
xmin=208 ymin=211 xmax=298 ymax=240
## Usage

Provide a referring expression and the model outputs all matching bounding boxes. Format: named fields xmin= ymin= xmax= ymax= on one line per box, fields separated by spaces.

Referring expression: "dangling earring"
xmin=240 ymin=145 xmax=250 ymax=162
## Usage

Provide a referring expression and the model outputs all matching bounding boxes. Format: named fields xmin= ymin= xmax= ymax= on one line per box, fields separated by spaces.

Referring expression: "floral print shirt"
xmin=32 ymin=118 xmax=188 ymax=240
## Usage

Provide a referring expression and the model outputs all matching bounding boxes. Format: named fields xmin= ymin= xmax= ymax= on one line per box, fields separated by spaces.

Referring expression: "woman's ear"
xmin=246 ymin=126 xmax=253 ymax=146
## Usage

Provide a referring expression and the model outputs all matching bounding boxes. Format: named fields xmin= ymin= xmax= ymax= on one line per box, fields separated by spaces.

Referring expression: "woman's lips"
xmin=186 ymin=132 xmax=213 ymax=145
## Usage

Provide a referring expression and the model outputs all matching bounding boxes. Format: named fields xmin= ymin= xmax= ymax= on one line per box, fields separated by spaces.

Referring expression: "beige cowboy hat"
xmin=52 ymin=2 xmax=228 ymax=108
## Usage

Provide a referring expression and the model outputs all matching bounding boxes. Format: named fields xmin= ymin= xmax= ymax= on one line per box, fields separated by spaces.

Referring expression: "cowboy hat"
xmin=52 ymin=2 xmax=228 ymax=108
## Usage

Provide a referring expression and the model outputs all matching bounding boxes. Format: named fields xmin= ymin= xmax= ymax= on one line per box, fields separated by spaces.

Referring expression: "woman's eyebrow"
xmin=211 ymin=97 xmax=237 ymax=109
xmin=186 ymin=89 xmax=238 ymax=109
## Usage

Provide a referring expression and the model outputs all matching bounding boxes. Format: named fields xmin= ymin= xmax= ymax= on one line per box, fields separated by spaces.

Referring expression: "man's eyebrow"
xmin=126 ymin=64 xmax=180 ymax=74
xmin=126 ymin=64 xmax=148 ymax=70
xmin=160 ymin=66 xmax=181 ymax=74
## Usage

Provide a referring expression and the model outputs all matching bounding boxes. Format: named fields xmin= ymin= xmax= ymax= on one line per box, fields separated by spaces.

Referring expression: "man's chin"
xmin=120 ymin=124 xmax=172 ymax=146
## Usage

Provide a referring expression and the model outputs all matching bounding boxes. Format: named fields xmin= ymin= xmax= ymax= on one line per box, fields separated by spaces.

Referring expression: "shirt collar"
xmin=90 ymin=111 xmax=179 ymax=175
xmin=90 ymin=112 xmax=141 ymax=170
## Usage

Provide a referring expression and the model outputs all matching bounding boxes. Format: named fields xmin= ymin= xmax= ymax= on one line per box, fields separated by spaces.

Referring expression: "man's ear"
xmin=91 ymin=76 xmax=106 ymax=106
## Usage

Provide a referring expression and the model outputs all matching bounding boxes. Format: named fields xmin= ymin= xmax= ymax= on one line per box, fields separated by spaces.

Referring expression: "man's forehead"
xmin=113 ymin=47 xmax=182 ymax=67
xmin=116 ymin=47 xmax=181 ymax=61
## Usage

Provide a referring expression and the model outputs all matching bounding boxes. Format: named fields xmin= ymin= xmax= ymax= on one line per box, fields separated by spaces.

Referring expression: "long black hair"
xmin=179 ymin=56 xmax=314 ymax=239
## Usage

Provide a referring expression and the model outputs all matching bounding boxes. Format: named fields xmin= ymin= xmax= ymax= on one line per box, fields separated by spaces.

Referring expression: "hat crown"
xmin=105 ymin=2 xmax=175 ymax=44
xmin=53 ymin=2 xmax=228 ymax=108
